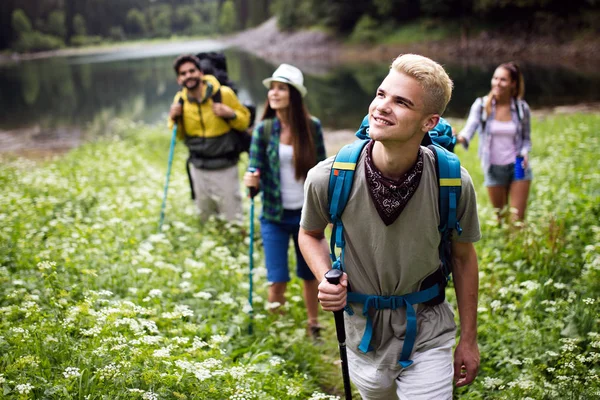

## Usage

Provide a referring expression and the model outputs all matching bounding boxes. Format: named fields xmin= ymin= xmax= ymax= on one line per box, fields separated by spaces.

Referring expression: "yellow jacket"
xmin=169 ymin=74 xmax=251 ymax=140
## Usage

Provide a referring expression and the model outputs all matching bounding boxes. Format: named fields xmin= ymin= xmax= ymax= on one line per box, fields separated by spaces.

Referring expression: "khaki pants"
xmin=189 ymin=164 xmax=242 ymax=222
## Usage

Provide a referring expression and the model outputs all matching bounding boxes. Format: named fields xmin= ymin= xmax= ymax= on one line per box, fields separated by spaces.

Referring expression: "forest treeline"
xmin=1 ymin=0 xmax=597 ymax=53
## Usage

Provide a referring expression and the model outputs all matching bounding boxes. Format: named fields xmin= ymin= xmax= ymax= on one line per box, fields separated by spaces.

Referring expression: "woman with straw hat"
xmin=244 ymin=64 xmax=326 ymax=338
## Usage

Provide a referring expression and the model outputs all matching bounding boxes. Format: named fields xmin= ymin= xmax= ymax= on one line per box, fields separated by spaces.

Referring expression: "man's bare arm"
xmin=298 ymin=227 xmax=347 ymax=311
xmin=452 ymin=240 xmax=480 ymax=387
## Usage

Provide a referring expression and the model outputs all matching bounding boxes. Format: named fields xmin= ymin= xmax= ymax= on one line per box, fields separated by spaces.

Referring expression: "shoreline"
xmin=223 ymin=18 xmax=600 ymax=73
xmin=2 ymin=18 xmax=599 ymax=71
xmin=2 ymin=102 xmax=598 ymax=160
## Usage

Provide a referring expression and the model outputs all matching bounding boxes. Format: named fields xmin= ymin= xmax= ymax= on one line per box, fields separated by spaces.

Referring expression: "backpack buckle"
xmin=370 ymin=296 xmax=398 ymax=310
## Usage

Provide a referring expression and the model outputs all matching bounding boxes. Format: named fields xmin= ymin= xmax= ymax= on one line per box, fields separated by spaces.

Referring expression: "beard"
xmin=184 ymin=78 xmax=200 ymax=90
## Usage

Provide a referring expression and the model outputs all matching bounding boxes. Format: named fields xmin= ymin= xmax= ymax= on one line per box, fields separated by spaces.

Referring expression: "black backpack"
xmin=196 ymin=51 xmax=256 ymax=131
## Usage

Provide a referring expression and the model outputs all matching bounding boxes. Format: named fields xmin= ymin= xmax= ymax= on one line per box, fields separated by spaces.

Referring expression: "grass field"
xmin=1 ymin=114 xmax=598 ymax=399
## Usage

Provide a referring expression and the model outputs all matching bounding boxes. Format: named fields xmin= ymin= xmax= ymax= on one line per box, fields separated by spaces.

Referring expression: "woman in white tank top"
xmin=457 ymin=62 xmax=532 ymax=222
xmin=243 ymin=64 xmax=327 ymax=338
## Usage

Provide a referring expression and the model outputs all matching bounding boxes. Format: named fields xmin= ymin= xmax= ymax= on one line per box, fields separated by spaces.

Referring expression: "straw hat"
xmin=262 ymin=64 xmax=307 ymax=97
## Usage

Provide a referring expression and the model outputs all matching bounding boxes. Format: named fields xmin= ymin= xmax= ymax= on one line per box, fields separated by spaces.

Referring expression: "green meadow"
xmin=1 ymin=114 xmax=598 ymax=399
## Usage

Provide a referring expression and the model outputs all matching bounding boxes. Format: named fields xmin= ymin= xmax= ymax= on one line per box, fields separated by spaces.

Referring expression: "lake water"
xmin=1 ymin=42 xmax=599 ymax=153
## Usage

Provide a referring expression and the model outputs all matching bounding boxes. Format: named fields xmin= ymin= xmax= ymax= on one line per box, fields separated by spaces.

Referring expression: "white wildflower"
xmin=37 ymin=261 xmax=56 ymax=270
xmin=520 ymin=280 xmax=540 ymax=292
xmin=490 ymin=300 xmax=502 ymax=310
xmin=210 ymin=334 xmax=229 ymax=345
xmin=192 ymin=337 xmax=208 ymax=350
xmin=80 ymin=326 xmax=103 ymax=337
xmin=16 ymin=383 xmax=34 ymax=394
xmin=229 ymin=366 xmax=247 ymax=379
xmin=287 ymin=385 xmax=302 ymax=396
xmin=172 ymin=337 xmax=190 ymax=345
xmin=63 ymin=367 xmax=82 ymax=379
xmin=553 ymin=282 xmax=567 ymax=290
xmin=142 ymin=391 xmax=159 ymax=400
xmin=153 ymin=346 xmax=172 ymax=358
xmin=184 ymin=258 xmax=205 ymax=269
xmin=193 ymin=291 xmax=212 ymax=300
xmin=266 ymin=301 xmax=282 ymax=310
xmin=269 ymin=356 xmax=284 ymax=367
xmin=217 ymin=292 xmax=235 ymax=305
xmin=137 ymin=268 xmax=153 ymax=274
xmin=308 ymin=392 xmax=339 ymax=400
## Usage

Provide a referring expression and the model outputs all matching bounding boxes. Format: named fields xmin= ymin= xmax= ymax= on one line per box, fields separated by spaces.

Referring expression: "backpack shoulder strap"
xmin=479 ymin=96 xmax=487 ymax=132
xmin=212 ymin=87 xmax=222 ymax=103
xmin=428 ymin=144 xmax=462 ymax=279
xmin=428 ymin=144 xmax=462 ymax=235
xmin=515 ymin=98 xmax=525 ymax=122
xmin=328 ymin=139 xmax=370 ymax=265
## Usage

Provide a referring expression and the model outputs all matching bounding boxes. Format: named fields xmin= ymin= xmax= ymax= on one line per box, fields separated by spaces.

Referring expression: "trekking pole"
xmin=158 ymin=98 xmax=183 ymax=232
xmin=247 ymin=167 xmax=259 ymax=334
xmin=325 ymin=268 xmax=352 ymax=400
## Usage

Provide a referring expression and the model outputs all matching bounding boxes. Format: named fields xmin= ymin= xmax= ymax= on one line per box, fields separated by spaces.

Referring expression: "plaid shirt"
xmin=248 ymin=117 xmax=326 ymax=222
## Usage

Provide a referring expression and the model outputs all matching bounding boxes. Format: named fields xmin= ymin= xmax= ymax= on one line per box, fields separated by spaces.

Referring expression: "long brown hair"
xmin=261 ymin=84 xmax=316 ymax=181
xmin=485 ymin=61 xmax=525 ymax=115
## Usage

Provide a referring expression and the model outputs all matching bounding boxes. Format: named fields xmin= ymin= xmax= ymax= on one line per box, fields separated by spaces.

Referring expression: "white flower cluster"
xmin=308 ymin=392 xmax=339 ymax=400
xmin=96 ymin=363 xmax=121 ymax=381
xmin=482 ymin=376 xmax=504 ymax=389
xmin=161 ymin=304 xmax=194 ymax=319
xmin=37 ymin=260 xmax=56 ymax=270
xmin=16 ymin=383 xmax=34 ymax=394
xmin=63 ymin=367 xmax=82 ymax=379
xmin=153 ymin=345 xmax=173 ymax=358
xmin=191 ymin=337 xmax=208 ymax=351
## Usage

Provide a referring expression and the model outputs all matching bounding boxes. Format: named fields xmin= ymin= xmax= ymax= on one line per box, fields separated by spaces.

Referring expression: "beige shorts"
xmin=347 ymin=337 xmax=455 ymax=400
xmin=189 ymin=164 xmax=242 ymax=222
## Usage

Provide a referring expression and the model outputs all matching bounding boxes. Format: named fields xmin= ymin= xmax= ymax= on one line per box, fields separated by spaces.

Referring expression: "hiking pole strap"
xmin=347 ymin=283 xmax=441 ymax=369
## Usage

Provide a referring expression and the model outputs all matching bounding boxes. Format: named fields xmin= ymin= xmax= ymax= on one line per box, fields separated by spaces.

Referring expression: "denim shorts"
xmin=259 ymin=209 xmax=315 ymax=283
xmin=484 ymin=163 xmax=533 ymax=187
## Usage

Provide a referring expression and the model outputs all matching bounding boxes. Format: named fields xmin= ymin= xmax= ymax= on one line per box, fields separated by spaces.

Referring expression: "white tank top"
xmin=279 ymin=143 xmax=305 ymax=210
xmin=489 ymin=119 xmax=518 ymax=165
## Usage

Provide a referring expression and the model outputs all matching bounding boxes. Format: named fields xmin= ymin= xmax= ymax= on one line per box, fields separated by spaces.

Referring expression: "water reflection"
xmin=0 ymin=48 xmax=599 ymax=138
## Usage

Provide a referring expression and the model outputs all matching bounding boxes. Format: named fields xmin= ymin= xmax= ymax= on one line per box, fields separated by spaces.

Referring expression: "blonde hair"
xmin=484 ymin=61 xmax=525 ymax=115
xmin=390 ymin=54 xmax=453 ymax=115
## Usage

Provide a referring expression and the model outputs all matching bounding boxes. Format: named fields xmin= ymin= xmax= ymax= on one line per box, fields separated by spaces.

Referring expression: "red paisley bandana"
xmin=364 ymin=141 xmax=424 ymax=226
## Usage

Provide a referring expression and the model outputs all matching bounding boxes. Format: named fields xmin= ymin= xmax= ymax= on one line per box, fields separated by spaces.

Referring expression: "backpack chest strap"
xmin=346 ymin=283 xmax=441 ymax=369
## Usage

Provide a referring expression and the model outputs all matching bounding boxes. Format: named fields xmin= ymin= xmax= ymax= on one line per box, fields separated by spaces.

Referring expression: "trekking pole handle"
xmin=247 ymin=167 xmax=259 ymax=199
xmin=325 ymin=268 xmax=343 ymax=285
xmin=324 ymin=269 xmax=346 ymax=344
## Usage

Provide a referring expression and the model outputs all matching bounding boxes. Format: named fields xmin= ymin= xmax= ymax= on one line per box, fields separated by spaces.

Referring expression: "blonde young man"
xmin=168 ymin=54 xmax=251 ymax=221
xmin=299 ymin=54 xmax=481 ymax=399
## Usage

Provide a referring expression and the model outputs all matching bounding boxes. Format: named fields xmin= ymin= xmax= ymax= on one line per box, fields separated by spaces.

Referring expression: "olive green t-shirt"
xmin=301 ymin=145 xmax=481 ymax=369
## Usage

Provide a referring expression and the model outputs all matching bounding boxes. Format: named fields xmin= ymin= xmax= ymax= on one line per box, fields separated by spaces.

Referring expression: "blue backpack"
xmin=327 ymin=116 xmax=462 ymax=368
